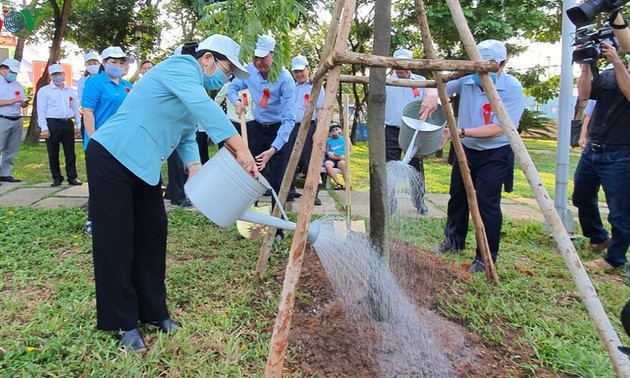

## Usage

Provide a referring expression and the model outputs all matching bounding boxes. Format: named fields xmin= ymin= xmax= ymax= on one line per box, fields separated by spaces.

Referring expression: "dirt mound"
xmin=283 ymin=240 xmax=527 ymax=377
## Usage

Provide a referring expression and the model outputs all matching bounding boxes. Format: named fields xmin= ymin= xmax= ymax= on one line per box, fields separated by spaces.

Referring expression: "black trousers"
xmin=164 ymin=151 xmax=187 ymax=205
xmin=249 ymin=121 xmax=293 ymax=205
xmin=196 ymin=131 xmax=209 ymax=165
xmin=385 ymin=125 xmax=425 ymax=209
xmin=288 ymin=120 xmax=317 ymax=174
xmin=46 ymin=118 xmax=77 ymax=181
xmin=445 ymin=144 xmax=513 ymax=262
xmin=86 ymin=140 xmax=169 ymax=331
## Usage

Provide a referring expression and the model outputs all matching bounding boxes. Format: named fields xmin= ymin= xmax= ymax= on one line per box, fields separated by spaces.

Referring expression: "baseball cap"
xmin=83 ymin=52 xmax=100 ymax=63
xmin=254 ymin=35 xmax=276 ymax=58
xmin=329 ymin=121 xmax=340 ymax=130
xmin=477 ymin=39 xmax=507 ymax=62
xmin=48 ymin=64 xmax=64 ymax=75
xmin=1 ymin=58 xmax=20 ymax=73
xmin=393 ymin=48 xmax=413 ymax=60
xmin=291 ymin=55 xmax=308 ymax=70
xmin=101 ymin=46 xmax=133 ymax=63
xmin=198 ymin=34 xmax=250 ymax=79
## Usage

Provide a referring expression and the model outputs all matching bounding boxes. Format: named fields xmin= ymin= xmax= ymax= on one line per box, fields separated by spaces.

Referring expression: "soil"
xmin=282 ymin=239 xmax=556 ymax=377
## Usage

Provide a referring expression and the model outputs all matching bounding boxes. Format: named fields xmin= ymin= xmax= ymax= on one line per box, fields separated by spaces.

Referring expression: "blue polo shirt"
xmin=293 ymin=81 xmax=324 ymax=122
xmin=446 ymin=73 xmax=525 ymax=151
xmin=228 ymin=64 xmax=295 ymax=151
xmin=81 ymin=71 xmax=133 ymax=149
xmin=384 ymin=72 xmax=426 ymax=127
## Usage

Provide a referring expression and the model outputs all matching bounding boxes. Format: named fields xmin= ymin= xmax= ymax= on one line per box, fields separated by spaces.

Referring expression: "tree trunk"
xmin=367 ymin=0 xmax=390 ymax=257
xmin=25 ymin=0 xmax=72 ymax=144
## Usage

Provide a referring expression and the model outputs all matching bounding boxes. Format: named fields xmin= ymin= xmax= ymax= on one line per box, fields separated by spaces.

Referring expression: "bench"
xmin=320 ymin=166 xmax=343 ymax=189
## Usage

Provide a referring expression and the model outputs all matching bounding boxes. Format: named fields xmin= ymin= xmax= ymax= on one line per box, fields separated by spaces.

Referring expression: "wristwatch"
xmin=459 ymin=128 xmax=466 ymax=138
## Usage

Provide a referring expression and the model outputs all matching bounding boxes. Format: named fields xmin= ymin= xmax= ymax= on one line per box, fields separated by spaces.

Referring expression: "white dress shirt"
xmin=36 ymin=83 xmax=81 ymax=132
xmin=0 ymin=78 xmax=26 ymax=117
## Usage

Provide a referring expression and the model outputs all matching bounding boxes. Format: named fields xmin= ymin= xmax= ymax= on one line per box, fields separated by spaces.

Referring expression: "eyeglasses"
xmin=215 ymin=58 xmax=232 ymax=77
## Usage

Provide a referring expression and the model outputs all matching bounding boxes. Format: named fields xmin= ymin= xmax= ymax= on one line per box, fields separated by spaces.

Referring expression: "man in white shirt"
xmin=0 ymin=58 xmax=29 ymax=183
xmin=37 ymin=64 xmax=82 ymax=186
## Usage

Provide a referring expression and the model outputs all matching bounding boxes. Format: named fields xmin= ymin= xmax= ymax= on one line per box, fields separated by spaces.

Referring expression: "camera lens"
xmin=573 ymin=45 xmax=601 ymax=63
xmin=567 ymin=0 xmax=608 ymax=25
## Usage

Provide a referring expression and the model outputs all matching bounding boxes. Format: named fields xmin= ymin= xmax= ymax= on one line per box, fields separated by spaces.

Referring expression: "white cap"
xmin=83 ymin=52 xmax=100 ymax=63
xmin=291 ymin=55 xmax=308 ymax=70
xmin=393 ymin=48 xmax=413 ymax=60
xmin=198 ymin=34 xmax=250 ymax=79
xmin=1 ymin=58 xmax=20 ymax=73
xmin=477 ymin=39 xmax=507 ymax=62
xmin=254 ymin=35 xmax=276 ymax=57
xmin=48 ymin=64 xmax=64 ymax=75
xmin=101 ymin=46 xmax=133 ymax=63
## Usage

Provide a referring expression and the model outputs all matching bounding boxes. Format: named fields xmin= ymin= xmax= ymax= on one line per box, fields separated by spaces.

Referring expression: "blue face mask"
xmin=86 ymin=65 xmax=100 ymax=76
xmin=203 ymin=59 xmax=229 ymax=91
xmin=5 ymin=72 xmax=17 ymax=82
xmin=104 ymin=63 xmax=124 ymax=78
xmin=52 ymin=75 xmax=65 ymax=85
xmin=471 ymin=72 xmax=497 ymax=86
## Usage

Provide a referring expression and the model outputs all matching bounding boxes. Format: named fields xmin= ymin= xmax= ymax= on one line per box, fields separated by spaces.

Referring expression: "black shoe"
xmin=431 ymin=241 xmax=463 ymax=254
xmin=120 ymin=328 xmax=147 ymax=351
xmin=51 ymin=180 xmax=63 ymax=187
xmin=286 ymin=193 xmax=295 ymax=202
xmin=418 ymin=203 xmax=428 ymax=215
xmin=291 ymin=191 xmax=302 ymax=198
xmin=149 ymin=318 xmax=181 ymax=333
xmin=468 ymin=260 xmax=485 ymax=273
xmin=314 ymin=197 xmax=322 ymax=206
xmin=263 ymin=189 xmax=272 ymax=196
xmin=68 ymin=179 xmax=82 ymax=186
xmin=0 ymin=176 xmax=21 ymax=182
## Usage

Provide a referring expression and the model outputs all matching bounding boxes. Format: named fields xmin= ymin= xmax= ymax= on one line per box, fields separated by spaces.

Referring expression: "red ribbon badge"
xmin=14 ymin=91 xmax=20 ymax=99
xmin=483 ymin=103 xmax=492 ymax=125
xmin=241 ymin=92 xmax=249 ymax=106
xmin=412 ymin=87 xmax=420 ymax=97
xmin=69 ymin=96 xmax=73 ymax=109
xmin=124 ymin=87 xmax=130 ymax=93
xmin=259 ymin=88 xmax=270 ymax=108
xmin=303 ymin=93 xmax=309 ymax=107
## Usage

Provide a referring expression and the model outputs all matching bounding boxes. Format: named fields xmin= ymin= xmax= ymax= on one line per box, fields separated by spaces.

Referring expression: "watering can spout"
xmin=239 ymin=210 xmax=321 ymax=244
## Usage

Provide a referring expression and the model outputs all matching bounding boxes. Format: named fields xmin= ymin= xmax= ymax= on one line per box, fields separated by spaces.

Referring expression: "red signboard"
xmin=32 ymin=61 xmax=73 ymax=86
xmin=0 ymin=36 xmax=16 ymax=47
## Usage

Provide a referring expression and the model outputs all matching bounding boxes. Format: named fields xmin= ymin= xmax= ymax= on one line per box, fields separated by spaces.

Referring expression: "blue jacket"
xmin=91 ymin=55 xmax=237 ymax=185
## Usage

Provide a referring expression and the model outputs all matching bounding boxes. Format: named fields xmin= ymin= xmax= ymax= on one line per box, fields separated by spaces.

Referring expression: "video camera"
xmin=567 ymin=0 xmax=629 ymax=26
xmin=572 ymin=23 xmax=619 ymax=63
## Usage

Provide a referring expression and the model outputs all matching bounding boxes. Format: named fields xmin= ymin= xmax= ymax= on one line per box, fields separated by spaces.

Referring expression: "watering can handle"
xmin=257 ymin=175 xmax=291 ymax=222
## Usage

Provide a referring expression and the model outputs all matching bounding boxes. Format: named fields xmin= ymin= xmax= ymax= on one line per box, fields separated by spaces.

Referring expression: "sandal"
xmin=334 ymin=183 xmax=344 ymax=190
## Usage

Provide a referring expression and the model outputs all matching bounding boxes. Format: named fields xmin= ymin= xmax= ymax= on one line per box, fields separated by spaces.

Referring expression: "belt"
xmin=0 ymin=114 xmax=21 ymax=121
xmin=588 ymin=142 xmax=630 ymax=153
xmin=256 ymin=121 xmax=280 ymax=128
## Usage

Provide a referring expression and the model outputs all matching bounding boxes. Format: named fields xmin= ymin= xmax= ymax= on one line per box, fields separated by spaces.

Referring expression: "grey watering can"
xmin=398 ymin=99 xmax=447 ymax=162
xmin=184 ymin=147 xmax=321 ymax=244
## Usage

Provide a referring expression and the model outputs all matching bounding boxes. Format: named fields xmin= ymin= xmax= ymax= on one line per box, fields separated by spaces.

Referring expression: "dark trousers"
xmin=289 ymin=120 xmax=317 ymax=174
xmin=86 ymin=140 xmax=169 ymax=331
xmin=217 ymin=120 xmax=247 ymax=150
xmin=249 ymin=121 xmax=292 ymax=206
xmin=385 ymin=125 xmax=425 ymax=209
xmin=164 ymin=151 xmax=187 ymax=205
xmin=445 ymin=145 xmax=513 ymax=262
xmin=196 ymin=131 xmax=209 ymax=165
xmin=46 ymin=118 xmax=77 ymax=182
xmin=573 ymin=147 xmax=630 ymax=266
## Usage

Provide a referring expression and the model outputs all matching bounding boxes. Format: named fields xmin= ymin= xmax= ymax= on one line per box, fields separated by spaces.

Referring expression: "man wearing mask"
xmin=0 ymin=58 xmax=28 ymax=183
xmin=228 ymin=35 xmax=295 ymax=220
xmin=432 ymin=39 xmax=525 ymax=273
xmin=385 ymin=48 xmax=438 ymax=214
xmin=37 ymin=64 xmax=82 ymax=187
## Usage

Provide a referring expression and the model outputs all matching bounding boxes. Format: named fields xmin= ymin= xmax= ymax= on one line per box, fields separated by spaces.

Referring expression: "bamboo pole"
xmin=444 ymin=0 xmax=630 ymax=374
xmin=332 ymin=72 xmax=468 ymax=87
xmin=264 ymin=0 xmax=356 ymax=375
xmin=252 ymin=0 xmax=345 ymax=282
xmin=335 ymin=50 xmax=500 ymax=72
xmin=413 ymin=1 xmax=497 ymax=283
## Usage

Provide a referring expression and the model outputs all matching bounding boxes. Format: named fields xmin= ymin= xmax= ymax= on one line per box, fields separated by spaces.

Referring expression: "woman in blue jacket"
xmin=85 ymin=35 xmax=257 ymax=352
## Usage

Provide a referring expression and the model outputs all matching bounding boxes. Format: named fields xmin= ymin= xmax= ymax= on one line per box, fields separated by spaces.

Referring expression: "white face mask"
xmin=86 ymin=65 xmax=100 ymax=75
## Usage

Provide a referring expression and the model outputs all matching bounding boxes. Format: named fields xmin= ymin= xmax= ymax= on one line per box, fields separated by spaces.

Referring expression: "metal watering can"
xmin=184 ymin=147 xmax=321 ymax=244
xmin=398 ymin=99 xmax=447 ymax=163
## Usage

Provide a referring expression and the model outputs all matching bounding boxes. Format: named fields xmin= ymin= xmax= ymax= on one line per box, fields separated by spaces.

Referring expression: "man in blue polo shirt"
xmin=432 ymin=39 xmax=525 ymax=273
xmin=228 ymin=35 xmax=295 ymax=205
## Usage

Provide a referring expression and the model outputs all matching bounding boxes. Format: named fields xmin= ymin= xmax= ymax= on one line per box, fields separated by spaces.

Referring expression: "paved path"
xmin=0 ymin=181 xmax=606 ymax=223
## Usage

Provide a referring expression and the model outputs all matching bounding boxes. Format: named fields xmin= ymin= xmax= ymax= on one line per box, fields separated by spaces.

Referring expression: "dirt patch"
xmin=282 ymin=240 xmax=550 ymax=377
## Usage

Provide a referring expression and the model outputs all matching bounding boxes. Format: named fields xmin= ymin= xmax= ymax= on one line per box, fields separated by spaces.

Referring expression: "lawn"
xmin=1 ymin=137 xmax=626 ymax=376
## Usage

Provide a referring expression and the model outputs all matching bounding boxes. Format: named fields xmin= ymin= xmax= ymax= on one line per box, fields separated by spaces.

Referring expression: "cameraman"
xmin=575 ymin=12 xmax=630 ymax=273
